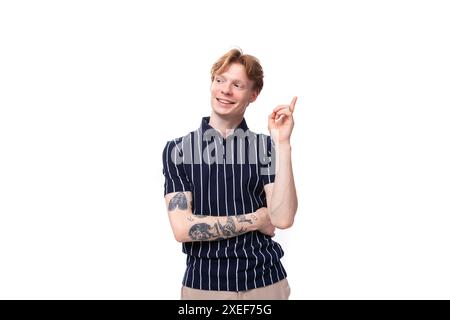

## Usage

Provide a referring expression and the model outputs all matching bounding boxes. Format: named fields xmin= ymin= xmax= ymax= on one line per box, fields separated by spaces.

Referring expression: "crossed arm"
xmin=165 ymin=191 xmax=274 ymax=243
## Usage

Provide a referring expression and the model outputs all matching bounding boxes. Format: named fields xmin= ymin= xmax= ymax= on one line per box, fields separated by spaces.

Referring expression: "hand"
xmin=256 ymin=207 xmax=276 ymax=237
xmin=268 ymin=96 xmax=297 ymax=144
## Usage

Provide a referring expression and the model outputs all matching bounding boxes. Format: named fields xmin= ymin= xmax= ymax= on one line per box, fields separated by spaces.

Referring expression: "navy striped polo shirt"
xmin=162 ymin=116 xmax=287 ymax=291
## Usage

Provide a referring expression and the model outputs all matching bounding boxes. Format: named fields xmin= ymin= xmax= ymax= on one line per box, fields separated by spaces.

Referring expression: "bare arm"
xmin=264 ymin=142 xmax=298 ymax=229
xmin=265 ymin=96 xmax=299 ymax=229
xmin=165 ymin=191 xmax=274 ymax=242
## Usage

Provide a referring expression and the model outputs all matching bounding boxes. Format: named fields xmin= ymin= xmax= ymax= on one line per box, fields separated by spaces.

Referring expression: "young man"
xmin=162 ymin=48 xmax=298 ymax=300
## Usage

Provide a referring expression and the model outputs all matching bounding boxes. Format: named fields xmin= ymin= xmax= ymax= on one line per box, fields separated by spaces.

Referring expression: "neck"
xmin=208 ymin=112 xmax=243 ymax=138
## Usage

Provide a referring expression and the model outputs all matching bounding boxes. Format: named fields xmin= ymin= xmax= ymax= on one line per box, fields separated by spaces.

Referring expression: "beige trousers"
xmin=181 ymin=278 xmax=291 ymax=300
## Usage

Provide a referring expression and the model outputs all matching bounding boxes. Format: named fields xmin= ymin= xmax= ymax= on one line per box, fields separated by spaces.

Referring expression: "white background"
xmin=1 ymin=0 xmax=449 ymax=299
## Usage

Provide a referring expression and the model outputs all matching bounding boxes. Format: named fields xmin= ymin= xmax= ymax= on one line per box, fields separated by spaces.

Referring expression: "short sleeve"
xmin=260 ymin=134 xmax=277 ymax=185
xmin=162 ymin=140 xmax=191 ymax=195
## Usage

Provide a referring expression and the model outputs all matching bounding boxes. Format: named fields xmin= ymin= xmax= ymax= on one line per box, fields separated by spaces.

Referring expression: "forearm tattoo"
xmin=168 ymin=192 xmax=188 ymax=211
xmin=237 ymin=215 xmax=253 ymax=224
xmin=188 ymin=215 xmax=256 ymax=241
xmin=188 ymin=223 xmax=216 ymax=241
xmin=168 ymin=192 xmax=258 ymax=241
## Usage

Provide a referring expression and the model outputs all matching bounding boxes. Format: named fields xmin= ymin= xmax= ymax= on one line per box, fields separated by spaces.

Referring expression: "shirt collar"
xmin=200 ymin=116 xmax=249 ymax=137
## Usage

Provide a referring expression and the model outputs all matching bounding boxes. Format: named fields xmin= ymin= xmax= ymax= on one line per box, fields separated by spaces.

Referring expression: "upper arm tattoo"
xmin=168 ymin=192 xmax=188 ymax=211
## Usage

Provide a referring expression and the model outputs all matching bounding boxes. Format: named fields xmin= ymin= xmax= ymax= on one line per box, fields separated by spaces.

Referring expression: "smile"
xmin=216 ymin=98 xmax=235 ymax=105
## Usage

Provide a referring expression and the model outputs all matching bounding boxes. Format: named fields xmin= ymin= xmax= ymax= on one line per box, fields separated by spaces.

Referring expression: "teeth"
xmin=218 ymin=98 xmax=234 ymax=104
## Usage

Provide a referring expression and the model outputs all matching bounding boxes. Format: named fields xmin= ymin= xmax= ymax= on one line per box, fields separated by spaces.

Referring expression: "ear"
xmin=249 ymin=90 xmax=259 ymax=103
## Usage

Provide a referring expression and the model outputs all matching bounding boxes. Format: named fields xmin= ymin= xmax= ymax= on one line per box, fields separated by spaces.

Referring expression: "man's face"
xmin=210 ymin=63 xmax=258 ymax=119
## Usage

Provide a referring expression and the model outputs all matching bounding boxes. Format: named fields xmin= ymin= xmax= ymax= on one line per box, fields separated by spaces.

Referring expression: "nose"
xmin=221 ymin=83 xmax=232 ymax=95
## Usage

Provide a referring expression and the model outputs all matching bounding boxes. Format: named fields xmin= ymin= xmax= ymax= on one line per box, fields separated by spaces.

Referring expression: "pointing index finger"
xmin=290 ymin=96 xmax=298 ymax=112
